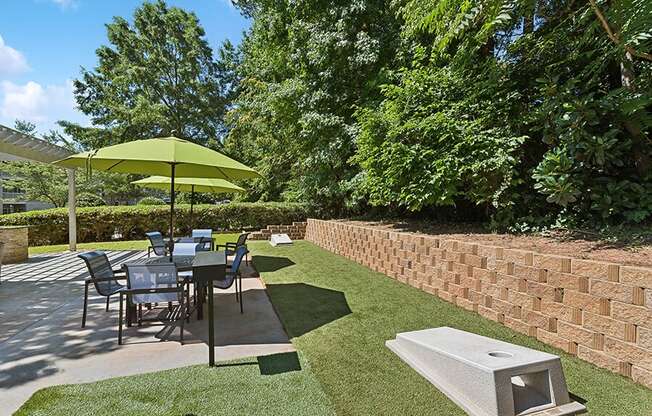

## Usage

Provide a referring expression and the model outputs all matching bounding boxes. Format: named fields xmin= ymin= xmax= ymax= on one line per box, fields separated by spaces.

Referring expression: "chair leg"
xmin=235 ymin=276 xmax=239 ymax=303
xmin=186 ymin=282 xmax=191 ymax=323
xmin=81 ymin=281 xmax=89 ymax=328
xmin=138 ymin=304 xmax=143 ymax=326
xmin=118 ymin=293 xmax=123 ymax=345
xmin=105 ymin=296 xmax=110 ymax=312
xmin=239 ymin=274 xmax=243 ymax=314
xmin=179 ymin=301 xmax=185 ymax=345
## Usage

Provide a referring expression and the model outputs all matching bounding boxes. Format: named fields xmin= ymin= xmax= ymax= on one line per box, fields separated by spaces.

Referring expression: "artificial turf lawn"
xmin=16 ymin=352 xmax=334 ymax=416
xmin=28 ymin=233 xmax=241 ymax=255
xmin=253 ymin=241 xmax=652 ymax=416
xmin=17 ymin=240 xmax=652 ymax=415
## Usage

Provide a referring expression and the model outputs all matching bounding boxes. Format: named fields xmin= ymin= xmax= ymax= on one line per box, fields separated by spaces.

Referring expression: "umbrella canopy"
xmin=131 ymin=176 xmax=245 ymax=194
xmin=55 ymin=137 xmax=258 ymax=258
xmin=132 ymin=176 xmax=245 ymax=229
xmin=54 ymin=136 xmax=258 ymax=180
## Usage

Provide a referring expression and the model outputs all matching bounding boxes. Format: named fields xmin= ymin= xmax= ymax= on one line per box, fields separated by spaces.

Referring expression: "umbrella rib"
xmin=216 ymin=166 xmax=233 ymax=181
xmin=106 ymin=160 xmax=124 ymax=172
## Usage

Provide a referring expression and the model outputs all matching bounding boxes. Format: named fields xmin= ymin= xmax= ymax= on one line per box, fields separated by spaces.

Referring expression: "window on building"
xmin=2 ymin=204 xmax=26 ymax=214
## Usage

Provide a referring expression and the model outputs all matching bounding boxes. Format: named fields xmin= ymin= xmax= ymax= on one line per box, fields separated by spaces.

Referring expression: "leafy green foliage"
xmin=0 ymin=202 xmax=313 ymax=246
xmin=354 ymin=67 xmax=524 ymax=213
xmin=68 ymin=0 xmax=232 ymax=147
xmin=137 ymin=196 xmax=166 ymax=205
xmin=2 ymin=161 xmax=70 ymax=207
xmin=226 ymin=0 xmax=652 ymax=227
xmin=225 ymin=0 xmax=402 ymax=215
xmin=76 ymin=193 xmax=107 ymax=207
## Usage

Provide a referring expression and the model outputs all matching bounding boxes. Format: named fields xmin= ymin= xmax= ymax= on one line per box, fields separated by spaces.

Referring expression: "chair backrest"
xmin=78 ymin=251 xmax=121 ymax=296
xmin=145 ymin=231 xmax=167 ymax=256
xmin=124 ymin=263 xmax=180 ymax=305
xmin=172 ymin=242 xmax=198 ymax=256
xmin=231 ymin=245 xmax=248 ymax=274
xmin=192 ymin=229 xmax=212 ymax=239
xmin=236 ymin=232 xmax=249 ymax=247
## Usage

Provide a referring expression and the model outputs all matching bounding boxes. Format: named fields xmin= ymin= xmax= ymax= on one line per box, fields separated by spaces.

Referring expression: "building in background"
xmin=0 ymin=172 xmax=55 ymax=214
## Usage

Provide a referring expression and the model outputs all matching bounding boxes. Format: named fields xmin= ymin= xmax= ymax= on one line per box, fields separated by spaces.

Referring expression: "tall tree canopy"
xmin=225 ymin=0 xmax=402 ymax=214
xmin=69 ymin=0 xmax=232 ymax=148
xmin=227 ymin=0 xmax=652 ymax=227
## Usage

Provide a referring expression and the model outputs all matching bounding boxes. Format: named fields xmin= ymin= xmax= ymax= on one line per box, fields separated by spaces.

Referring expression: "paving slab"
xmin=0 ymin=251 xmax=293 ymax=415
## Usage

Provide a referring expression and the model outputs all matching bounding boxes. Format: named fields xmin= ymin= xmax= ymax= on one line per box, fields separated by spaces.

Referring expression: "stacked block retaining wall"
xmin=305 ymin=219 xmax=652 ymax=388
xmin=249 ymin=221 xmax=307 ymax=241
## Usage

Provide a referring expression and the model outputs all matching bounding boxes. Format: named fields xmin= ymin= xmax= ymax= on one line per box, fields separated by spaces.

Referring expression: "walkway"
xmin=0 ymin=251 xmax=293 ymax=415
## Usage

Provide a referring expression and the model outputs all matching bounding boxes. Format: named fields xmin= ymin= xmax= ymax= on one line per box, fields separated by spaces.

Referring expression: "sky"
xmin=0 ymin=0 xmax=250 ymax=136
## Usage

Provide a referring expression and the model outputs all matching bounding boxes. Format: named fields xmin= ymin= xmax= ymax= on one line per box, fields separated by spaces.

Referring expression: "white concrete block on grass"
xmin=270 ymin=233 xmax=293 ymax=246
xmin=386 ymin=327 xmax=586 ymax=416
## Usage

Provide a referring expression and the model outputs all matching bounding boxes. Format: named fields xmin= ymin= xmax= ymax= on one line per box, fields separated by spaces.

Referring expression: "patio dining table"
xmin=121 ymin=251 xmax=227 ymax=366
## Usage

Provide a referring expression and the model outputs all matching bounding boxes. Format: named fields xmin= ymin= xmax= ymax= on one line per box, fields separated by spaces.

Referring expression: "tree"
xmin=2 ymin=121 xmax=70 ymax=207
xmin=225 ymin=0 xmax=402 ymax=215
xmin=229 ymin=0 xmax=652 ymax=228
xmin=2 ymin=120 xmax=146 ymax=208
xmin=68 ymin=0 xmax=232 ymax=148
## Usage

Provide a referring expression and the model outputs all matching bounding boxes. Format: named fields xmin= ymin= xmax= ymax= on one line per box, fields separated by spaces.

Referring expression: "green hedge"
xmin=0 ymin=202 xmax=313 ymax=246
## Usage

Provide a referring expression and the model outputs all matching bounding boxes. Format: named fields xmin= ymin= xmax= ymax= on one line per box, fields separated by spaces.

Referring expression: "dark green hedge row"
xmin=0 ymin=202 xmax=313 ymax=246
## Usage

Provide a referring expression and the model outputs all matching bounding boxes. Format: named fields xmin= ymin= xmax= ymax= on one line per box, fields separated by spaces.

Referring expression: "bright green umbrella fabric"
xmin=54 ymin=137 xmax=259 ymax=180
xmin=54 ymin=137 xmax=258 ymax=257
xmin=131 ymin=176 xmax=245 ymax=194
xmin=132 ymin=176 xmax=244 ymax=229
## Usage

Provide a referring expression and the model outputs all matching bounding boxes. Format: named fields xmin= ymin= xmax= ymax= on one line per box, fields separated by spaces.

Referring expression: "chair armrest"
xmin=216 ymin=242 xmax=237 ymax=250
xmin=85 ymin=276 xmax=126 ymax=283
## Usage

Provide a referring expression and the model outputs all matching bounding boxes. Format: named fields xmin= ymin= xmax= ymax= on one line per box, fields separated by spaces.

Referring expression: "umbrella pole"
xmin=169 ymin=164 xmax=175 ymax=262
xmin=190 ymin=185 xmax=195 ymax=231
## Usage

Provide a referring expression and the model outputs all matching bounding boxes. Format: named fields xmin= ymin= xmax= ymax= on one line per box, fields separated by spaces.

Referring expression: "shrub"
xmin=77 ymin=192 xmax=107 ymax=207
xmin=0 ymin=202 xmax=314 ymax=246
xmin=137 ymin=196 xmax=166 ymax=205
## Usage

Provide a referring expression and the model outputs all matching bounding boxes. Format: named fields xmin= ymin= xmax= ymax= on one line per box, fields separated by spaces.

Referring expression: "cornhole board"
xmin=386 ymin=327 xmax=586 ymax=416
xmin=270 ymin=233 xmax=293 ymax=246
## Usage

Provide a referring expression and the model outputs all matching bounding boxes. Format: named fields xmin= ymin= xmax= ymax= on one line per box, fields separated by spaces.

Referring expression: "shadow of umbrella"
xmin=251 ymin=255 xmax=295 ymax=273
xmin=265 ymin=283 xmax=352 ymax=337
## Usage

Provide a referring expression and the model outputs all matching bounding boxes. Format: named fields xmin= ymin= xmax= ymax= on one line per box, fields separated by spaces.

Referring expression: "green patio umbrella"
xmin=132 ymin=176 xmax=244 ymax=228
xmin=55 ymin=137 xmax=259 ymax=258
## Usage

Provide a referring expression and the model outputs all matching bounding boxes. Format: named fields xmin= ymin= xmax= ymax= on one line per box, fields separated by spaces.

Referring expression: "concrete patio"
xmin=0 ymin=251 xmax=294 ymax=415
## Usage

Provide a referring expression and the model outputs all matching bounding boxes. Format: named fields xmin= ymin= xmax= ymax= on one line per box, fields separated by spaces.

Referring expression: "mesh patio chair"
xmin=191 ymin=229 xmax=214 ymax=251
xmin=146 ymin=231 xmax=168 ymax=257
xmin=216 ymin=232 xmax=250 ymax=265
xmin=0 ymin=242 xmax=4 ymax=284
xmin=214 ymin=245 xmax=248 ymax=314
xmin=78 ymin=251 xmax=127 ymax=328
xmin=119 ymin=262 xmax=186 ymax=345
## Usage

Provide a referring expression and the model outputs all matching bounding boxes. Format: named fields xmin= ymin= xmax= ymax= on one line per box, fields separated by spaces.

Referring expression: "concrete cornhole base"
xmin=386 ymin=327 xmax=586 ymax=416
xmin=270 ymin=233 xmax=293 ymax=246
